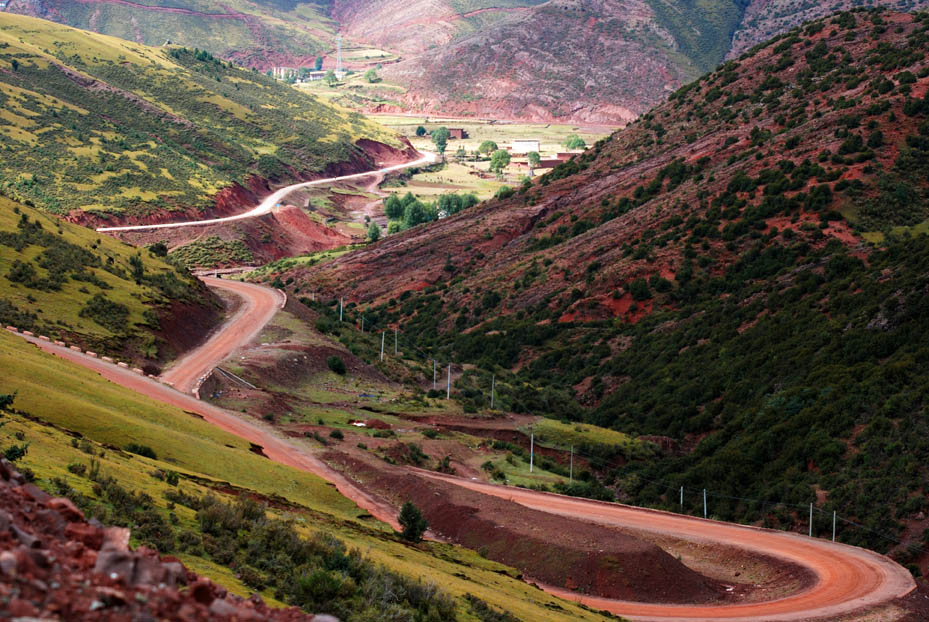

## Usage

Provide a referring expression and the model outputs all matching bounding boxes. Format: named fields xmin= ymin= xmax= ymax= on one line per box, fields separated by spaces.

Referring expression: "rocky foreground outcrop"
xmin=0 ymin=459 xmax=328 ymax=621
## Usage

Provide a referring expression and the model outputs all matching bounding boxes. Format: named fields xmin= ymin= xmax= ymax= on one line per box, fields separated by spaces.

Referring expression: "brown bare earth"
xmin=90 ymin=139 xmax=417 ymax=264
xmin=376 ymin=0 xmax=679 ymax=124
xmin=323 ymin=451 xmax=730 ymax=604
xmin=160 ymin=277 xmax=283 ymax=395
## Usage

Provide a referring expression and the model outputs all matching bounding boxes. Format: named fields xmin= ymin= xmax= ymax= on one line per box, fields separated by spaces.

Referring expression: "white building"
xmin=510 ymin=139 xmax=541 ymax=154
xmin=272 ymin=66 xmax=297 ymax=80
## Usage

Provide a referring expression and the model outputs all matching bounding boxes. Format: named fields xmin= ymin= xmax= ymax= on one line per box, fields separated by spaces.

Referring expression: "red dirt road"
xmin=160 ymin=277 xmax=283 ymax=395
xmin=17 ymin=328 xmax=397 ymax=532
xmin=416 ymin=471 xmax=915 ymax=621
xmin=11 ymin=278 xmax=916 ymax=621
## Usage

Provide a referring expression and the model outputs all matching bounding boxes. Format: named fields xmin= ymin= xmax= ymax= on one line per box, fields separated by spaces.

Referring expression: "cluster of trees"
xmin=562 ymin=134 xmax=586 ymax=150
xmin=382 ymin=191 xmax=479 ymax=234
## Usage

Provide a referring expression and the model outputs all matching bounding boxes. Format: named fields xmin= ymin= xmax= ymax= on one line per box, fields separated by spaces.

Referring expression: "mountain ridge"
xmin=5 ymin=0 xmax=929 ymax=123
xmin=0 ymin=13 xmax=411 ymax=225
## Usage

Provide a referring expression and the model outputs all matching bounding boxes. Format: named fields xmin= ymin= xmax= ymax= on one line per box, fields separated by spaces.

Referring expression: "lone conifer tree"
xmin=398 ymin=501 xmax=427 ymax=542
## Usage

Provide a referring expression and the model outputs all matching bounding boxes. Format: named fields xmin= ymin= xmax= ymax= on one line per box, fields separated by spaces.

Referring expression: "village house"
xmin=510 ymin=139 xmax=541 ymax=154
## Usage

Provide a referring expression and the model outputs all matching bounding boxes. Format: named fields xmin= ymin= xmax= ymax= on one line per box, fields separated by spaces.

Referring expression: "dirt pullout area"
xmin=0 ymin=460 xmax=314 ymax=621
xmin=323 ymin=452 xmax=727 ymax=604
xmin=607 ymin=525 xmax=816 ymax=604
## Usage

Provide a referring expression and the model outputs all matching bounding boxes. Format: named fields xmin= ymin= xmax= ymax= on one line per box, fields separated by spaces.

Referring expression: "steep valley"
xmin=273 ymin=8 xmax=929 ymax=577
xmin=2 ymin=4 xmax=929 ymax=622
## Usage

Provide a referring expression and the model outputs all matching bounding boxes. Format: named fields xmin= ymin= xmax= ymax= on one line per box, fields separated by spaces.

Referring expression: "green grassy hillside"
xmin=9 ymin=0 xmax=336 ymax=67
xmin=646 ymin=0 xmax=750 ymax=73
xmin=0 ymin=195 xmax=216 ymax=360
xmin=0 ymin=329 xmax=616 ymax=622
xmin=0 ymin=13 xmax=397 ymax=221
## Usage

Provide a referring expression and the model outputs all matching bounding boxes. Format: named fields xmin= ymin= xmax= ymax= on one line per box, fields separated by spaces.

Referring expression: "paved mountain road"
xmin=11 ymin=279 xmax=916 ymax=621
xmin=96 ymin=151 xmax=436 ymax=232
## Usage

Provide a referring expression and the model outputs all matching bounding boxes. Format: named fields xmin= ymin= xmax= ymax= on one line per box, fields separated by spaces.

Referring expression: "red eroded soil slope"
xmin=323 ymin=452 xmax=742 ymax=604
xmin=377 ymin=0 xmax=684 ymax=124
xmin=283 ymin=11 xmax=929 ymax=326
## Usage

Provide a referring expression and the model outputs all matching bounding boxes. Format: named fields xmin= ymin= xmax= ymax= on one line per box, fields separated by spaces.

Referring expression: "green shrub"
xmin=126 ymin=443 xmax=158 ymax=459
xmin=79 ymin=294 xmax=130 ymax=333
xmin=327 ymin=355 xmax=347 ymax=375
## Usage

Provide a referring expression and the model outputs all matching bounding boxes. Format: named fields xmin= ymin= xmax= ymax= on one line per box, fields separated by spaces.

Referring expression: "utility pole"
xmin=446 ymin=364 xmax=451 ymax=399
xmin=703 ymin=489 xmax=707 ymax=519
xmin=529 ymin=428 xmax=534 ymax=473
xmin=809 ymin=503 xmax=813 ymax=538
xmin=339 ymin=297 xmax=343 ymax=322
xmin=336 ymin=34 xmax=343 ymax=77
xmin=490 ymin=375 xmax=495 ymax=409
xmin=433 ymin=360 xmax=436 ymax=390
xmin=380 ymin=332 xmax=384 ymax=361
xmin=394 ymin=327 xmax=398 ymax=355
xmin=680 ymin=486 xmax=684 ymax=512
xmin=832 ymin=511 xmax=836 ymax=542
xmin=569 ymin=445 xmax=574 ymax=483
xmin=361 ymin=316 xmax=364 ymax=333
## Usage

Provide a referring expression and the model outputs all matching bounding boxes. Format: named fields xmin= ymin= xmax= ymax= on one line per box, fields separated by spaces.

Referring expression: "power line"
xmin=299 ymin=295 xmax=920 ymax=555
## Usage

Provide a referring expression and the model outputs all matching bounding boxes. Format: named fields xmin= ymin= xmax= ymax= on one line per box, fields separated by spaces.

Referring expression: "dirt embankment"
xmin=91 ymin=138 xmax=418 ymax=266
xmin=150 ymin=295 xmax=223 ymax=371
xmin=324 ymin=452 xmax=727 ymax=604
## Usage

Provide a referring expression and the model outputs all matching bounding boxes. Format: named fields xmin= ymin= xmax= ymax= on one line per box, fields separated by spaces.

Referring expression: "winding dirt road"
xmin=159 ymin=278 xmax=283 ymax=395
xmin=95 ymin=151 xmax=435 ymax=233
xmin=11 ymin=277 xmax=916 ymax=621
xmin=417 ymin=471 xmax=915 ymax=621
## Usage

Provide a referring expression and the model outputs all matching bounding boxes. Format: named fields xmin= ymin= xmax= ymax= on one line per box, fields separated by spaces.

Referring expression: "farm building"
xmin=512 ymin=159 xmax=560 ymax=170
xmin=510 ymin=139 xmax=541 ymax=154
xmin=448 ymin=128 xmax=469 ymax=139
